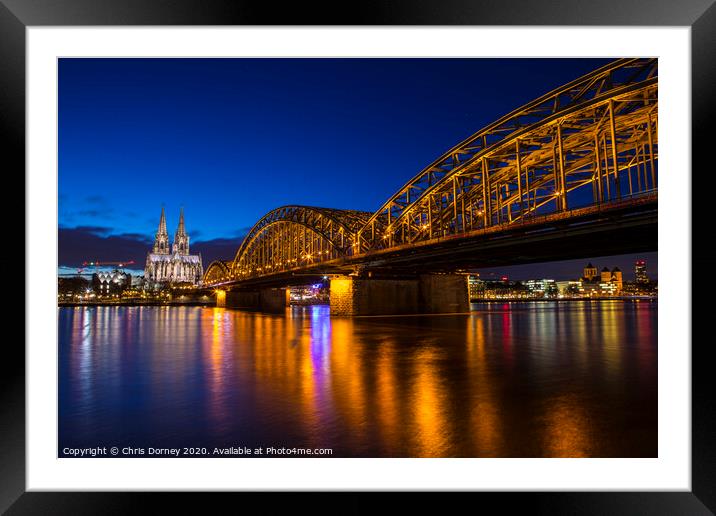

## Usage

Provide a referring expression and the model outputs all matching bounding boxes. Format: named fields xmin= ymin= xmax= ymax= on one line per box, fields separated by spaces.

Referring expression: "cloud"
xmin=77 ymin=209 xmax=111 ymax=218
xmin=69 ymin=225 xmax=113 ymax=236
xmin=58 ymin=195 xmax=117 ymax=221
xmin=58 ymin=226 xmax=151 ymax=268
xmin=117 ymin=232 xmax=152 ymax=241
xmin=191 ymin=237 xmax=245 ymax=265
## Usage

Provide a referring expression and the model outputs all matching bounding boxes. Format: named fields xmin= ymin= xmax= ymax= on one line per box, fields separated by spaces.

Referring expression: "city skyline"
xmin=59 ymin=202 xmax=657 ymax=280
xmin=58 ymin=251 xmax=658 ymax=283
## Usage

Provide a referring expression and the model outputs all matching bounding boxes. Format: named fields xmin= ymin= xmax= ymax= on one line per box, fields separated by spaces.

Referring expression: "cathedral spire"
xmin=152 ymin=206 xmax=169 ymax=254
xmin=173 ymin=207 xmax=190 ymax=255
xmin=176 ymin=206 xmax=186 ymax=236
xmin=158 ymin=206 xmax=167 ymax=235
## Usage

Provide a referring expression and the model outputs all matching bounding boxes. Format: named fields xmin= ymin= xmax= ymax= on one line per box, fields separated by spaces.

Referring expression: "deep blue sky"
xmin=58 ymin=58 xmax=656 ymax=279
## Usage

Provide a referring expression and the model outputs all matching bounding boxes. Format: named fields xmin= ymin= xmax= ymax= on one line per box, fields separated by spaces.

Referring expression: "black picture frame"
xmin=2 ymin=0 xmax=713 ymax=513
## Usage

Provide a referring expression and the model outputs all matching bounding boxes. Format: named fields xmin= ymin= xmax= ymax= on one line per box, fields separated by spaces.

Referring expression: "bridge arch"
xmin=229 ymin=206 xmax=371 ymax=280
xmin=357 ymin=58 xmax=658 ymax=251
xmin=203 ymin=260 xmax=233 ymax=285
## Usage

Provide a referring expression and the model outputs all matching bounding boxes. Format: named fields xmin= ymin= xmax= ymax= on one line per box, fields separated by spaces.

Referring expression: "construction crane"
xmin=77 ymin=260 xmax=136 ymax=274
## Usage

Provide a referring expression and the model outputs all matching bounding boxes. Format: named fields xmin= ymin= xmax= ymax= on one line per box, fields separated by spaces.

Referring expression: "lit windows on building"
xmin=92 ymin=270 xmax=131 ymax=296
xmin=468 ymin=275 xmax=485 ymax=300
xmin=525 ymin=279 xmax=558 ymax=298
xmin=599 ymin=282 xmax=618 ymax=295
xmin=635 ymin=260 xmax=649 ymax=283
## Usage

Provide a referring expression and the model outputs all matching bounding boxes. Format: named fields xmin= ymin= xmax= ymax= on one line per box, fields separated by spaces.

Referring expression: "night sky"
xmin=58 ymin=58 xmax=656 ymax=280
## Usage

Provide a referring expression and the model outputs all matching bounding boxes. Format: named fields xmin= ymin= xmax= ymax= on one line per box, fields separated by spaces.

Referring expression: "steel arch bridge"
xmin=205 ymin=58 xmax=658 ymax=287
xmin=228 ymin=206 xmax=372 ymax=281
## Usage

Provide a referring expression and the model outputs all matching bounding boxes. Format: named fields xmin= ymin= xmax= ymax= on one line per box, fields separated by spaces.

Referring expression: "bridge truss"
xmin=205 ymin=58 xmax=658 ymax=286
xmin=204 ymin=260 xmax=232 ymax=285
xmin=357 ymin=57 xmax=658 ymax=252
xmin=226 ymin=206 xmax=371 ymax=281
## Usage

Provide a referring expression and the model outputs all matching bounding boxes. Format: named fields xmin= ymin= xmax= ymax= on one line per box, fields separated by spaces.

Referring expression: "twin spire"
xmin=153 ymin=206 xmax=189 ymax=256
xmin=157 ymin=206 xmax=168 ymax=235
xmin=176 ymin=207 xmax=186 ymax=236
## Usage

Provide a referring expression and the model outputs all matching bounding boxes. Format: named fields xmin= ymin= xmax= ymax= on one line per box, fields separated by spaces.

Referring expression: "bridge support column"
xmin=418 ymin=274 xmax=470 ymax=314
xmin=225 ymin=290 xmax=259 ymax=310
xmin=329 ymin=276 xmax=419 ymax=316
xmin=224 ymin=288 xmax=289 ymax=313
xmin=329 ymin=274 xmax=468 ymax=316
xmin=259 ymin=287 xmax=290 ymax=313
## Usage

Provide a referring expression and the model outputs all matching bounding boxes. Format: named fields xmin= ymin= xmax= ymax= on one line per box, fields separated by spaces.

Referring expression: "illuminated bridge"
xmin=204 ymin=58 xmax=658 ymax=315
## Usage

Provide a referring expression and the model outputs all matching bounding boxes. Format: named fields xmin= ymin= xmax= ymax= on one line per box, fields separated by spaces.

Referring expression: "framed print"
xmin=2 ymin=0 xmax=714 ymax=513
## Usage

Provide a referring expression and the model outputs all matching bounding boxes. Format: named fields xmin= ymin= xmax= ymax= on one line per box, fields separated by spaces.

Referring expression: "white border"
xmin=27 ymin=27 xmax=691 ymax=491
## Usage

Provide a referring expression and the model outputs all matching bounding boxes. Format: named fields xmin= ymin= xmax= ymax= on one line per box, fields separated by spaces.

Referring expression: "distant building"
xmin=145 ymin=207 xmax=203 ymax=287
xmin=556 ymin=280 xmax=581 ymax=296
xmin=599 ymin=281 xmax=619 ymax=296
xmin=469 ymin=277 xmax=529 ymax=299
xmin=597 ymin=267 xmax=622 ymax=291
xmin=623 ymin=260 xmax=656 ymax=296
xmin=578 ymin=281 xmax=601 ymax=297
xmin=578 ymin=263 xmax=623 ymax=296
xmin=92 ymin=269 xmax=131 ymax=296
xmin=583 ymin=263 xmax=598 ymax=281
xmin=58 ymin=276 xmax=91 ymax=297
xmin=611 ymin=267 xmax=623 ymax=291
xmin=525 ymin=279 xmax=558 ymax=298
xmin=635 ymin=260 xmax=649 ymax=283
xmin=468 ymin=275 xmax=484 ymax=300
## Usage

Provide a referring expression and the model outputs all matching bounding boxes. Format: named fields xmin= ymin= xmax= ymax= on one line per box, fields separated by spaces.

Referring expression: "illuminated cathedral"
xmin=144 ymin=207 xmax=203 ymax=286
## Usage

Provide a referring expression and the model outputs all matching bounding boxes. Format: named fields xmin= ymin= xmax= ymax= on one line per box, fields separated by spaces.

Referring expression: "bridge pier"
xmin=216 ymin=289 xmax=226 ymax=307
xmin=260 ymin=287 xmax=291 ymax=313
xmin=221 ymin=288 xmax=289 ymax=313
xmin=329 ymin=273 xmax=469 ymax=316
xmin=418 ymin=274 xmax=471 ymax=314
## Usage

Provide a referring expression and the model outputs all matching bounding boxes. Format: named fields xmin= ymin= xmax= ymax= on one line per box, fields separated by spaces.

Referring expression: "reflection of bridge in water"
xmin=204 ymin=59 xmax=658 ymax=315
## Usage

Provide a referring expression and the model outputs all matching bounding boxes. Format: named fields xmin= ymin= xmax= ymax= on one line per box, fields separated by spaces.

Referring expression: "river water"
xmin=58 ymin=301 xmax=657 ymax=457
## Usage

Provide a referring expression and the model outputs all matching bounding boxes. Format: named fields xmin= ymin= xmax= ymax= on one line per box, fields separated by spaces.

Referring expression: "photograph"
xmin=56 ymin=56 xmax=659 ymax=459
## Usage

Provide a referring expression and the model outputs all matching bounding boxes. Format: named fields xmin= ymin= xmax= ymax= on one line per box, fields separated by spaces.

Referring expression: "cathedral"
xmin=144 ymin=207 xmax=203 ymax=286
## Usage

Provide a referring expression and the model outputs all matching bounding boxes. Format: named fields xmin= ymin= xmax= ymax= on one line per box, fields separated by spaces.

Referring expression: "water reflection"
xmin=59 ymin=301 xmax=657 ymax=457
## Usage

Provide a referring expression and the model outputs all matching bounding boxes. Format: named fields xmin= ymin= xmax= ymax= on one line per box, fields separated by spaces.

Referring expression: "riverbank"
xmin=470 ymin=296 xmax=659 ymax=303
xmin=58 ymin=300 xmax=215 ymax=307
xmin=59 ymin=297 xmax=656 ymax=308
xmin=471 ymin=297 xmax=657 ymax=302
